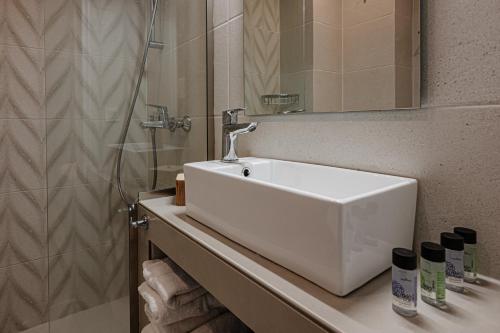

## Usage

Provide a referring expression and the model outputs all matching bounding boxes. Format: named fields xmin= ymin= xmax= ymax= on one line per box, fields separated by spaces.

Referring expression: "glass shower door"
xmin=45 ymin=0 xmax=149 ymax=332
xmin=43 ymin=0 xmax=208 ymax=332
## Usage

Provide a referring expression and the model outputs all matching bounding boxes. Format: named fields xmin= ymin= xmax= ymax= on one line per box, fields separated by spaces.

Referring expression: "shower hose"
xmin=116 ymin=0 xmax=160 ymax=205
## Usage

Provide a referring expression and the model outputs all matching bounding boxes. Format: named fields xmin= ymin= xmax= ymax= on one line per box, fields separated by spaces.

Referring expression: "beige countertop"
xmin=141 ymin=196 xmax=500 ymax=333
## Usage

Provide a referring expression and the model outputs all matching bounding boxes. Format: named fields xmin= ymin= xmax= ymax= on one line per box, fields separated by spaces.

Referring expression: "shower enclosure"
xmin=0 ymin=1 xmax=208 ymax=332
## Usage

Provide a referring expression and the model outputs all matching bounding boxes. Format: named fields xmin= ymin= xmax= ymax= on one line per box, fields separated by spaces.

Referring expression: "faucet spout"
xmin=230 ymin=122 xmax=258 ymax=136
xmin=221 ymin=108 xmax=258 ymax=162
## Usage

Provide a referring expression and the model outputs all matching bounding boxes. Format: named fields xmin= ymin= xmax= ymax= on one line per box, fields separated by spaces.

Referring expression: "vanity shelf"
xmin=138 ymin=197 xmax=500 ymax=333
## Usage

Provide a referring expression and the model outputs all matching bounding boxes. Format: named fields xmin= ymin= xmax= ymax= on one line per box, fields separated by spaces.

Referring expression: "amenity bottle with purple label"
xmin=454 ymin=227 xmax=477 ymax=283
xmin=392 ymin=248 xmax=417 ymax=317
xmin=441 ymin=232 xmax=465 ymax=293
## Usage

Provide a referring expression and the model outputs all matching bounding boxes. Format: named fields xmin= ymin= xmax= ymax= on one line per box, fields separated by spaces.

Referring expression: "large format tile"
xmin=46 ymin=118 xmax=87 ymax=188
xmin=99 ymin=1 xmax=145 ymax=60
xmin=342 ymin=0 xmax=394 ymax=28
xmin=0 ymin=45 xmax=45 ymax=119
xmin=0 ymin=119 xmax=46 ymax=193
xmin=47 ymin=182 xmax=115 ymax=256
xmin=0 ymin=0 xmax=44 ymax=48
xmin=48 ymin=247 xmax=103 ymax=321
xmin=343 ymin=15 xmax=395 ymax=72
xmin=44 ymin=0 xmax=100 ymax=55
xmin=45 ymin=51 xmax=101 ymax=120
xmin=0 ymin=190 xmax=47 ymax=268
xmin=0 ymin=259 xmax=48 ymax=333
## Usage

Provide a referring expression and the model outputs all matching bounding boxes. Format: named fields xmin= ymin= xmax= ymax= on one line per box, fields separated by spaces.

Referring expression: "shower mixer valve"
xmin=141 ymin=104 xmax=192 ymax=132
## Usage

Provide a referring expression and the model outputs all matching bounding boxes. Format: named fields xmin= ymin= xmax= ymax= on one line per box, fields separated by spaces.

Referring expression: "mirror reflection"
xmin=244 ymin=0 xmax=420 ymax=115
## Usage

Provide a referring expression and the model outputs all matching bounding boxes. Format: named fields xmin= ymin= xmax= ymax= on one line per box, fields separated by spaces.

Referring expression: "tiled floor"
xmin=21 ymin=297 xmax=129 ymax=333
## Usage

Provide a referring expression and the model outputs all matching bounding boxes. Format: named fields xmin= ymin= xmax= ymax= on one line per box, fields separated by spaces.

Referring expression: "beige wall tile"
xmin=280 ymin=0 xmax=302 ymax=31
xmin=0 ymin=0 xmax=44 ymax=49
xmin=395 ymin=13 xmax=413 ymax=67
xmin=229 ymin=0 xmax=244 ymax=19
xmin=209 ymin=0 xmax=228 ymax=28
xmin=343 ymin=0 xmax=394 ymax=28
xmin=0 ymin=119 xmax=46 ymax=193
xmin=175 ymin=36 xmax=207 ymax=118
xmin=48 ymin=245 xmax=109 ymax=321
xmin=313 ymin=23 xmax=342 ymax=73
xmin=396 ymin=0 xmax=413 ymax=18
xmin=46 ymin=118 xmax=87 ymax=188
xmin=395 ymin=65 xmax=413 ymax=108
xmin=44 ymin=0 xmax=100 ymax=55
xmin=280 ymin=71 xmax=307 ymax=112
xmin=244 ymin=0 xmax=280 ymax=33
xmin=213 ymin=25 xmax=229 ymax=113
xmin=343 ymin=66 xmax=396 ymax=111
xmin=280 ymin=26 xmax=303 ymax=74
xmin=0 ymin=190 xmax=47 ymax=268
xmin=229 ymin=16 xmax=245 ymax=108
xmin=312 ymin=0 xmax=342 ymax=29
xmin=312 ymin=70 xmax=342 ymax=113
xmin=0 ymin=46 xmax=45 ymax=119
xmin=0 ymin=259 xmax=48 ymax=332
xmin=343 ymin=15 xmax=395 ymax=72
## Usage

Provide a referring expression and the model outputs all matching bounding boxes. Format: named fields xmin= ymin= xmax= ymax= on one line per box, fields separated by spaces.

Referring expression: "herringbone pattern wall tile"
xmin=44 ymin=0 xmax=100 ymax=55
xmin=45 ymin=51 xmax=100 ymax=120
xmin=0 ymin=45 xmax=45 ymax=119
xmin=0 ymin=259 xmax=48 ymax=332
xmin=46 ymin=118 xmax=87 ymax=188
xmin=48 ymin=241 xmax=127 ymax=321
xmin=0 ymin=119 xmax=46 ymax=193
xmin=0 ymin=189 xmax=47 ymax=267
xmin=0 ymin=0 xmax=45 ymax=49
xmin=243 ymin=0 xmax=281 ymax=114
xmin=0 ymin=0 xmax=147 ymax=331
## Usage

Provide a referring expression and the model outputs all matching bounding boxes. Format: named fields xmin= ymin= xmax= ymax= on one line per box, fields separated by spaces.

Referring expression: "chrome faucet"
xmin=222 ymin=108 xmax=258 ymax=162
xmin=142 ymin=104 xmax=192 ymax=132
xmin=141 ymin=104 xmax=168 ymax=129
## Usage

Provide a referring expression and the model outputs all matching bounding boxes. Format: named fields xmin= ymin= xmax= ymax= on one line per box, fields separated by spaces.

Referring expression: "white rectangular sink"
xmin=184 ymin=158 xmax=417 ymax=296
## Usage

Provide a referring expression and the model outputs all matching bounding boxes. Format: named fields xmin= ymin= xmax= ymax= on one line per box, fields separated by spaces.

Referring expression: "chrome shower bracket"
xmin=128 ymin=204 xmax=149 ymax=230
xmin=149 ymin=41 xmax=166 ymax=50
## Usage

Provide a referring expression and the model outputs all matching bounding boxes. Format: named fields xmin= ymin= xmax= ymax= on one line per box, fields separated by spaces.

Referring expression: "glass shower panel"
xmin=147 ymin=0 xmax=208 ymax=190
xmin=45 ymin=0 xmax=148 ymax=332
xmin=43 ymin=0 xmax=208 ymax=332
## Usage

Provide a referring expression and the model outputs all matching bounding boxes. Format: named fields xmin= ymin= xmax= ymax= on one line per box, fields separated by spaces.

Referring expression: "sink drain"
xmin=242 ymin=167 xmax=251 ymax=177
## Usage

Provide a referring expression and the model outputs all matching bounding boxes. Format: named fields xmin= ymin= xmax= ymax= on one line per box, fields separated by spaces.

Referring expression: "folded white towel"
xmin=139 ymin=282 xmax=224 ymax=325
xmin=191 ymin=312 xmax=252 ymax=333
xmin=149 ymin=308 xmax=226 ymax=333
xmin=143 ymin=258 xmax=206 ymax=309
xmin=138 ymin=282 xmax=168 ymax=322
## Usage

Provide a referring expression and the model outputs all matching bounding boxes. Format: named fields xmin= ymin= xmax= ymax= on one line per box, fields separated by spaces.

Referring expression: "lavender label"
xmin=445 ymin=248 xmax=464 ymax=284
xmin=392 ymin=265 xmax=417 ymax=308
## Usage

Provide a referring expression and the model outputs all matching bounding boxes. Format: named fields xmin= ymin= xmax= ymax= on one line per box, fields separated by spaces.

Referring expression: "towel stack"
xmin=139 ymin=257 xmax=251 ymax=333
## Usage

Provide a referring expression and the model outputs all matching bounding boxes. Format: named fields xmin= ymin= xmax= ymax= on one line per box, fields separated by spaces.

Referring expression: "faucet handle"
xmin=222 ymin=108 xmax=246 ymax=125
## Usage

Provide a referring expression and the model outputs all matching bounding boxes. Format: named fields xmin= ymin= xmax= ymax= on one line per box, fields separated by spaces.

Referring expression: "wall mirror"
xmin=243 ymin=0 xmax=420 ymax=115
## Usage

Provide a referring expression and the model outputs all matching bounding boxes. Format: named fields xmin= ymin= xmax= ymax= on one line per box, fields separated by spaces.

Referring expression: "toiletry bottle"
xmin=392 ymin=248 xmax=417 ymax=317
xmin=441 ymin=232 xmax=465 ymax=293
xmin=453 ymin=227 xmax=477 ymax=283
xmin=420 ymin=242 xmax=446 ymax=307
